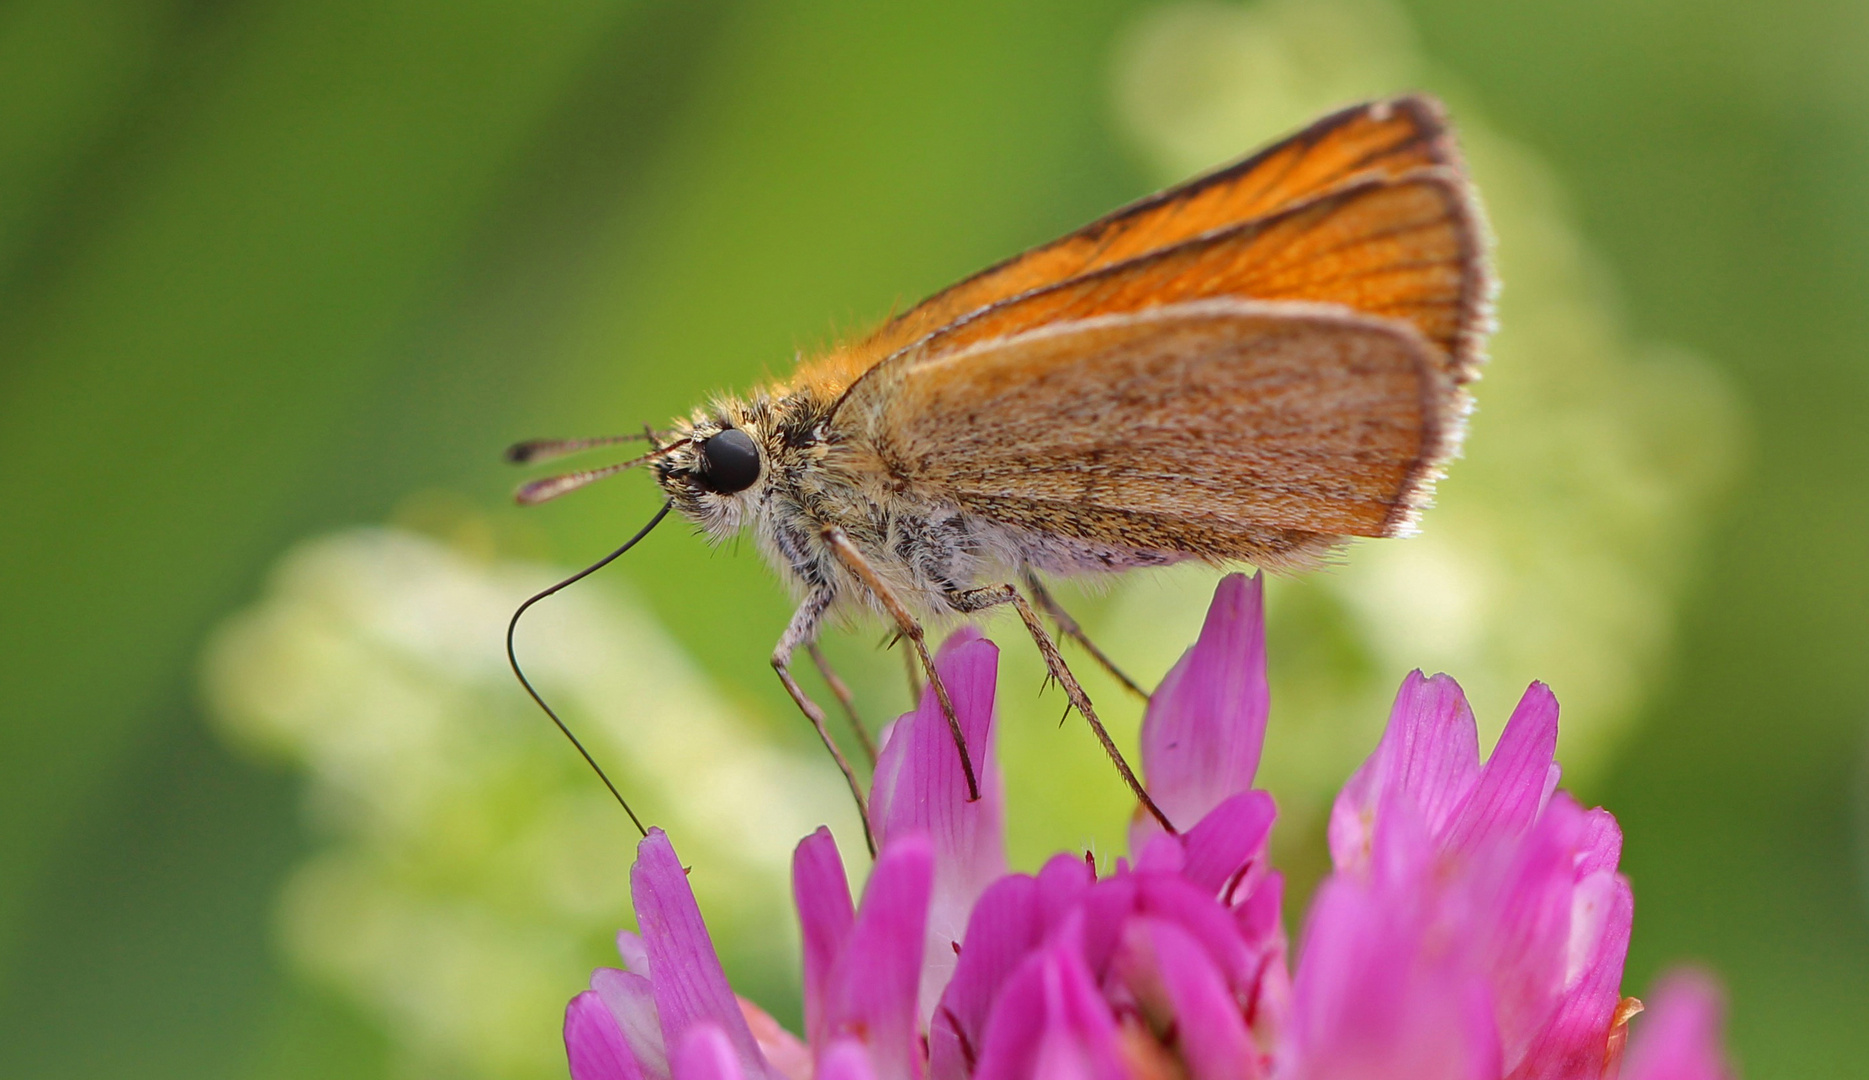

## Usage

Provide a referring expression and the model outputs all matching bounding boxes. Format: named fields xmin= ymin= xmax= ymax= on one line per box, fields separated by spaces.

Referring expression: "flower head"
xmin=568 ymin=574 xmax=1735 ymax=1080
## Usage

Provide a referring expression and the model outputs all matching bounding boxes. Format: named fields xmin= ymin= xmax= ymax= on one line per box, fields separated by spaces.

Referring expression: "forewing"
xmin=918 ymin=172 xmax=1483 ymax=378
xmin=850 ymin=301 xmax=1461 ymax=563
xmin=833 ymin=95 xmax=1463 ymax=374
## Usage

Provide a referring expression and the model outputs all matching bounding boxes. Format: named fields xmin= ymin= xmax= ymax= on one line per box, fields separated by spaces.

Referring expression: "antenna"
xmin=510 ymin=442 xmax=683 ymax=505
xmin=505 ymin=432 xmax=650 ymax=465
xmin=505 ymin=502 xmax=674 ymax=837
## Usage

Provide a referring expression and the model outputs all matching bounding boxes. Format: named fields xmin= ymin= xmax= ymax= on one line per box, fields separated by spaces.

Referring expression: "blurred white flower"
xmin=202 ymin=527 xmax=856 ymax=1079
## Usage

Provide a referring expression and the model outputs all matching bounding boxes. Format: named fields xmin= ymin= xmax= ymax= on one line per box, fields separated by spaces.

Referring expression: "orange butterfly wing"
xmin=796 ymin=94 xmax=1475 ymax=395
xmin=895 ymin=171 xmax=1484 ymax=379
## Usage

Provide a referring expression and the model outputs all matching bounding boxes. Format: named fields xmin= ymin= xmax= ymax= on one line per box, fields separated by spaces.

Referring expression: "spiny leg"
xmin=821 ymin=527 xmax=981 ymax=802
xmin=953 ymin=582 xmax=1176 ymax=835
xmin=1023 ymin=572 xmax=1150 ymax=702
xmin=808 ymin=641 xmax=877 ymax=765
xmin=774 ymin=591 xmax=876 ymax=856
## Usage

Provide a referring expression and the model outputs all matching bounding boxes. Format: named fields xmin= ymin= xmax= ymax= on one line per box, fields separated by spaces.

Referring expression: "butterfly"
xmin=510 ymin=94 xmax=1492 ymax=852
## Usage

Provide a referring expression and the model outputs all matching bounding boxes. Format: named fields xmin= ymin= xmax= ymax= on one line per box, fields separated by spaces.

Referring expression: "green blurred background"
xmin=2 ymin=0 xmax=1866 ymax=1077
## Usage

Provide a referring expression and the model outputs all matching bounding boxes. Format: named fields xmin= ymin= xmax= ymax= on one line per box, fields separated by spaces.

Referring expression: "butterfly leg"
xmin=821 ymin=526 xmax=982 ymax=802
xmin=773 ymin=591 xmax=876 ymax=856
xmin=1022 ymin=572 xmax=1150 ymax=702
xmin=949 ymin=583 xmax=1175 ymax=835
xmin=808 ymin=641 xmax=877 ymax=764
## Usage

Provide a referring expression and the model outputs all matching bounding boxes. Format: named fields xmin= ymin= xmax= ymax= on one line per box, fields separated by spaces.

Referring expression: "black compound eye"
xmin=696 ymin=428 xmax=761 ymax=494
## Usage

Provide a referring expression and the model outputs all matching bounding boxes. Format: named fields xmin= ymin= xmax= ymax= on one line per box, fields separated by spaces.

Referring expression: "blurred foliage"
xmin=2 ymin=1 xmax=1867 ymax=1079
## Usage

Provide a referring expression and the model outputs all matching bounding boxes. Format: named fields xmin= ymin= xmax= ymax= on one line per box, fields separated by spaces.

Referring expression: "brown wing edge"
xmin=1355 ymin=97 xmax=1496 ymax=389
xmin=1044 ymin=94 xmax=1460 ymax=258
xmin=1264 ymin=298 xmax=1468 ymax=541
xmin=1432 ymin=133 xmax=1497 ymax=388
xmin=1383 ymin=319 xmax=1471 ymax=539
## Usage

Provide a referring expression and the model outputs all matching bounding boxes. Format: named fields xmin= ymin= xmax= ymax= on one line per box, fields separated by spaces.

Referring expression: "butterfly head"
xmin=651 ymin=400 xmax=777 ymax=540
